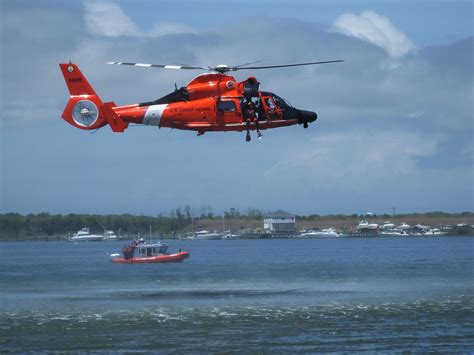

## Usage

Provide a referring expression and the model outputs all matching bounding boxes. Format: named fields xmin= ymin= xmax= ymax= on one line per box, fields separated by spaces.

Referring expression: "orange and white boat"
xmin=110 ymin=240 xmax=189 ymax=264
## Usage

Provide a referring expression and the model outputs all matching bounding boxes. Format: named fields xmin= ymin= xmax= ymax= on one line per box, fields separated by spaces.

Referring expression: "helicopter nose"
xmin=297 ymin=109 xmax=317 ymax=124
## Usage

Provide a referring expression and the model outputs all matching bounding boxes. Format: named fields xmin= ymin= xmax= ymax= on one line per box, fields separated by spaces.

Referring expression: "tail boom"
xmin=60 ymin=63 xmax=128 ymax=132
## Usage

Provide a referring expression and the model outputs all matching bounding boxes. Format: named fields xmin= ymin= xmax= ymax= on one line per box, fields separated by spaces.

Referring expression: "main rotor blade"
xmin=106 ymin=59 xmax=344 ymax=74
xmin=106 ymin=61 xmax=211 ymax=70
xmin=232 ymin=59 xmax=264 ymax=69
xmin=232 ymin=60 xmax=344 ymax=70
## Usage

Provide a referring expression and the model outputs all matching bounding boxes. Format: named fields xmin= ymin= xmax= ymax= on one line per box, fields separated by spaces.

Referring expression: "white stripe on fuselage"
xmin=143 ymin=104 xmax=168 ymax=126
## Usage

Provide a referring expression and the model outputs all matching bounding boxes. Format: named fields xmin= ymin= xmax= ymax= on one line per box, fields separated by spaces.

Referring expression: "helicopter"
xmin=59 ymin=59 xmax=343 ymax=141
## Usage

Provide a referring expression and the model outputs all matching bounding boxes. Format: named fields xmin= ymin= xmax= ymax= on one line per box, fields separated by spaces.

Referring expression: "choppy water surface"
xmin=1 ymin=237 xmax=473 ymax=352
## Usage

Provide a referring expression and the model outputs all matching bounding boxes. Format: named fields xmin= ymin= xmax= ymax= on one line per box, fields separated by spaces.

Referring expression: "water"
xmin=1 ymin=237 xmax=473 ymax=352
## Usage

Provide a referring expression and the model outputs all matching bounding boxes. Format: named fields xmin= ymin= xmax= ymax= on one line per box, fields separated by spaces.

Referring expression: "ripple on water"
xmin=1 ymin=295 xmax=473 ymax=352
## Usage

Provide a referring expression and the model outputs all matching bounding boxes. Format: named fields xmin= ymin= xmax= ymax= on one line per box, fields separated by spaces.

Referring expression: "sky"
xmin=0 ymin=0 xmax=473 ymax=217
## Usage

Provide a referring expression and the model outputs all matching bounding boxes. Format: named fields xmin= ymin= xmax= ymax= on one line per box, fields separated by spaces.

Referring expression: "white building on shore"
xmin=264 ymin=210 xmax=296 ymax=233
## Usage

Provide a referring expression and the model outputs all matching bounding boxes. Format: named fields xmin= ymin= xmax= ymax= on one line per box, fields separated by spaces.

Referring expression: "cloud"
xmin=84 ymin=0 xmax=141 ymax=37
xmin=260 ymin=129 xmax=472 ymax=214
xmin=332 ymin=11 xmax=415 ymax=57
xmin=84 ymin=0 xmax=195 ymax=38
xmin=149 ymin=22 xmax=197 ymax=37
xmin=264 ymin=129 xmax=440 ymax=192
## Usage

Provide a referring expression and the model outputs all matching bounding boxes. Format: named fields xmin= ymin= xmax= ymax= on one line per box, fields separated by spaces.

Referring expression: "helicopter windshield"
xmin=259 ymin=91 xmax=298 ymax=120
xmin=272 ymin=94 xmax=293 ymax=108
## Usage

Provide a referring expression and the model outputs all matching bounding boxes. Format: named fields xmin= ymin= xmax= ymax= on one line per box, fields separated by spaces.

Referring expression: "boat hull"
xmin=298 ymin=232 xmax=339 ymax=238
xmin=111 ymin=251 xmax=189 ymax=264
xmin=69 ymin=236 xmax=104 ymax=242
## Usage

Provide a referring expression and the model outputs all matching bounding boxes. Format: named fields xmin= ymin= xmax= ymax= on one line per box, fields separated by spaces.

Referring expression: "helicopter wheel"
xmin=303 ymin=122 xmax=309 ymax=129
xmin=246 ymin=132 xmax=251 ymax=142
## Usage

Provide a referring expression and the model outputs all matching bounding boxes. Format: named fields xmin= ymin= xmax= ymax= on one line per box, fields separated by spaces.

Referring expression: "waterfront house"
xmin=264 ymin=210 xmax=296 ymax=233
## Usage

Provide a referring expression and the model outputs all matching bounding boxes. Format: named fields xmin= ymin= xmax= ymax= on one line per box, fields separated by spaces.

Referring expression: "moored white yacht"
xmin=194 ymin=230 xmax=223 ymax=240
xmin=69 ymin=228 xmax=104 ymax=242
xmin=381 ymin=221 xmax=395 ymax=230
xmin=424 ymin=228 xmax=446 ymax=236
xmin=299 ymin=228 xmax=339 ymax=237
xmin=221 ymin=232 xmax=241 ymax=239
xmin=394 ymin=222 xmax=411 ymax=234
xmin=102 ymin=230 xmax=118 ymax=240
xmin=356 ymin=220 xmax=379 ymax=231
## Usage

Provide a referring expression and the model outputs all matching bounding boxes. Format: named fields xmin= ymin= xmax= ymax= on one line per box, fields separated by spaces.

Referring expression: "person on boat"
xmin=122 ymin=241 xmax=139 ymax=260
xmin=122 ymin=245 xmax=130 ymax=260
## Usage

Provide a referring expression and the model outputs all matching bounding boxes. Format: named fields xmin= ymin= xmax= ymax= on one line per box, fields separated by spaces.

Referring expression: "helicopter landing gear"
xmin=303 ymin=122 xmax=309 ymax=129
xmin=257 ymin=131 xmax=263 ymax=139
xmin=246 ymin=132 xmax=251 ymax=142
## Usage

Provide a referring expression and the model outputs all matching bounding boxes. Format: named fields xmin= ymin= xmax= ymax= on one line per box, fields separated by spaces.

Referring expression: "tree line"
xmin=0 ymin=208 xmax=265 ymax=240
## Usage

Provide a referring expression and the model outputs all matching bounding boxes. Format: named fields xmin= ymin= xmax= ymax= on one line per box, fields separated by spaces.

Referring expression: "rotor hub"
xmin=214 ymin=64 xmax=230 ymax=73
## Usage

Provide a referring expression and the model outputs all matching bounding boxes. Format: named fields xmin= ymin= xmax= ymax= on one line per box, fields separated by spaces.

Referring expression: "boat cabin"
xmin=136 ymin=243 xmax=168 ymax=257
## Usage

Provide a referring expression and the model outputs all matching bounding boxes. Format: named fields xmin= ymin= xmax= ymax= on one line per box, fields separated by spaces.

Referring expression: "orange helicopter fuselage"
xmin=59 ymin=63 xmax=317 ymax=135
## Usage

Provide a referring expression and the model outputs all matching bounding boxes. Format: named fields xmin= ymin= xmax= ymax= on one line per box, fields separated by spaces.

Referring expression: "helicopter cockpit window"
xmin=272 ymin=94 xmax=292 ymax=109
xmin=217 ymin=100 xmax=237 ymax=112
xmin=264 ymin=98 xmax=276 ymax=110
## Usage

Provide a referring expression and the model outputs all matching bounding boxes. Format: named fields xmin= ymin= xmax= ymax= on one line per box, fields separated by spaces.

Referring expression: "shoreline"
xmin=1 ymin=212 xmax=473 ymax=242
xmin=1 ymin=233 xmax=473 ymax=242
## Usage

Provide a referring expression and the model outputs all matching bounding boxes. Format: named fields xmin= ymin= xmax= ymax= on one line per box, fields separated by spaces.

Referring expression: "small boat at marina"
xmin=298 ymin=228 xmax=339 ymax=237
xmin=423 ymin=228 xmax=446 ymax=236
xmin=357 ymin=220 xmax=379 ymax=232
xmin=102 ymin=230 xmax=118 ymax=240
xmin=110 ymin=240 xmax=189 ymax=264
xmin=69 ymin=228 xmax=119 ymax=241
xmin=194 ymin=230 xmax=224 ymax=240
xmin=69 ymin=228 xmax=104 ymax=242
xmin=381 ymin=221 xmax=396 ymax=231
xmin=222 ymin=232 xmax=241 ymax=239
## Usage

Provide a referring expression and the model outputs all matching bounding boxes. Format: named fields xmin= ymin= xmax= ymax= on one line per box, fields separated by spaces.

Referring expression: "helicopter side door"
xmin=216 ymin=99 xmax=241 ymax=128
xmin=259 ymin=94 xmax=283 ymax=121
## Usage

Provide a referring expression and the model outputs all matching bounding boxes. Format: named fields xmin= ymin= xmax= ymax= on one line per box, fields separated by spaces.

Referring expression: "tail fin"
xmin=59 ymin=63 xmax=127 ymax=132
xmin=59 ymin=63 xmax=98 ymax=96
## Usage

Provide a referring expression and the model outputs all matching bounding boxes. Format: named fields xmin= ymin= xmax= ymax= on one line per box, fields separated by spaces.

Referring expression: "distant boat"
xmin=397 ymin=222 xmax=411 ymax=230
xmin=423 ymin=228 xmax=446 ymax=236
xmin=381 ymin=221 xmax=395 ymax=230
xmin=380 ymin=230 xmax=409 ymax=237
xmin=194 ymin=230 xmax=223 ymax=240
xmin=222 ymin=233 xmax=241 ymax=240
xmin=356 ymin=220 xmax=379 ymax=231
xmin=69 ymin=228 xmax=118 ymax=241
xmin=69 ymin=228 xmax=103 ymax=242
xmin=102 ymin=230 xmax=118 ymax=240
xmin=298 ymin=228 xmax=339 ymax=238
